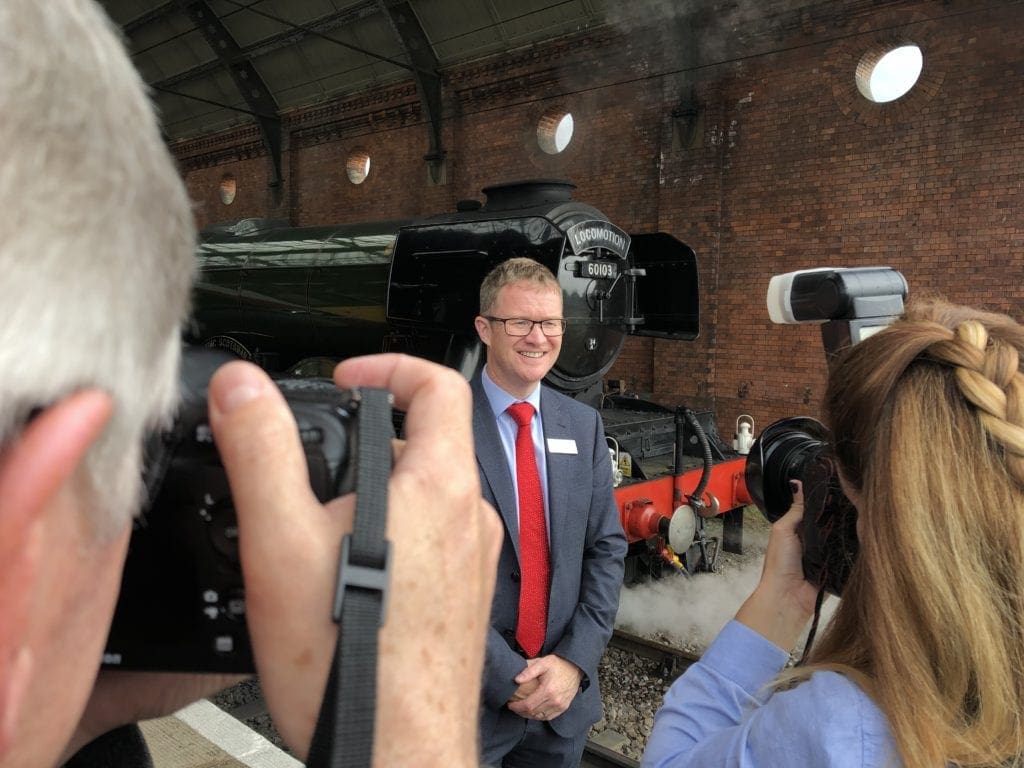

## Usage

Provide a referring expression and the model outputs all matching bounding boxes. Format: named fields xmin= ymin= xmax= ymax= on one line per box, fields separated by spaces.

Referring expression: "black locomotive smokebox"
xmin=481 ymin=179 xmax=576 ymax=211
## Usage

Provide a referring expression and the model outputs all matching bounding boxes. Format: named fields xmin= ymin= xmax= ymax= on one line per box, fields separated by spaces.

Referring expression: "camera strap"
xmin=307 ymin=387 xmax=393 ymax=768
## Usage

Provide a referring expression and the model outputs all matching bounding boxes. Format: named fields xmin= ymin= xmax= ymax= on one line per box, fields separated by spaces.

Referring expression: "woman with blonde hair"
xmin=643 ymin=298 xmax=1024 ymax=767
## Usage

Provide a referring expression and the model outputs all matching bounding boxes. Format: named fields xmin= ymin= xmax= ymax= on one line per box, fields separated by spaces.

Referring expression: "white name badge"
xmin=547 ymin=438 xmax=578 ymax=455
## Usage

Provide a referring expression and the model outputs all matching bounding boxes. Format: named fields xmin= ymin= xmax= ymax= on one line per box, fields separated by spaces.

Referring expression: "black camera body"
xmin=744 ymin=417 xmax=859 ymax=595
xmin=103 ymin=348 xmax=358 ymax=672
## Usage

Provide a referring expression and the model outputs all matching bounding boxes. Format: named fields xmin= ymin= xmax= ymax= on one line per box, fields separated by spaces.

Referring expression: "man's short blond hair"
xmin=479 ymin=258 xmax=560 ymax=315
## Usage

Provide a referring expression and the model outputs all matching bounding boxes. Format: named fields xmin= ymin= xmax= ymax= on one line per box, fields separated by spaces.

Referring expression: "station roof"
xmin=96 ymin=0 xmax=610 ymax=143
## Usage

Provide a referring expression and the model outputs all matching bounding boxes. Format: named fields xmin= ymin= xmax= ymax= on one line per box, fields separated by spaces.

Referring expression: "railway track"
xmin=582 ymin=738 xmax=642 ymax=767
xmin=581 ymin=630 xmax=701 ymax=765
xmin=608 ymin=628 xmax=700 ymax=678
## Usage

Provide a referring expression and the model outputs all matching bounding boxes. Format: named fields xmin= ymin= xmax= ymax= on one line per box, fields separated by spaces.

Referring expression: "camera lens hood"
xmin=745 ymin=416 xmax=829 ymax=521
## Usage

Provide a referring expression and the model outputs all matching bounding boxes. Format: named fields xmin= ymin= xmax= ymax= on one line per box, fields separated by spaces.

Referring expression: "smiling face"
xmin=475 ymin=280 xmax=563 ymax=399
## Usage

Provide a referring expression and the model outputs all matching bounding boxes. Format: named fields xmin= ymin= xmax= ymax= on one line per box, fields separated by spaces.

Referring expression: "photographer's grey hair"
xmin=0 ymin=0 xmax=195 ymax=537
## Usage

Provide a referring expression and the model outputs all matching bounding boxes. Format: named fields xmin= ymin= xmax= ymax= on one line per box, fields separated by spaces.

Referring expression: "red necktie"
xmin=507 ymin=402 xmax=550 ymax=658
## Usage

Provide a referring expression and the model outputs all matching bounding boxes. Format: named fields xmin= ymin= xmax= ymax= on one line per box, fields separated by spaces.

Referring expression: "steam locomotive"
xmin=189 ymin=179 xmax=753 ymax=580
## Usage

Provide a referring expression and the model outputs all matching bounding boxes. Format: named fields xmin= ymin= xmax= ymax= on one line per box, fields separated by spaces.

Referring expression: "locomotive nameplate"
xmin=565 ymin=220 xmax=630 ymax=258
xmin=579 ymin=260 xmax=620 ymax=279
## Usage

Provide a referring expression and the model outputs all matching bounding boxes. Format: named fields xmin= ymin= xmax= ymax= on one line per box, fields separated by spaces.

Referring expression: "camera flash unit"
xmin=766 ymin=266 xmax=908 ymax=361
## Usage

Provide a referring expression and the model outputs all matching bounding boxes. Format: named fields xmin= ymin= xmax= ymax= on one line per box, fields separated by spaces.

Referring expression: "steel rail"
xmin=609 ymin=629 xmax=699 ymax=678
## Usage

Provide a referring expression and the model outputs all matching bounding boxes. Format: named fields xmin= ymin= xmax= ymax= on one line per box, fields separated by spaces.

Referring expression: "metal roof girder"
xmin=375 ymin=0 xmax=446 ymax=183
xmin=175 ymin=0 xmax=284 ymax=194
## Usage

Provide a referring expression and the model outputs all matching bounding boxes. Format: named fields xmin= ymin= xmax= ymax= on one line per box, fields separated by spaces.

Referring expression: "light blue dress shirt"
xmin=480 ymin=365 xmax=551 ymax=540
xmin=642 ymin=620 xmax=898 ymax=767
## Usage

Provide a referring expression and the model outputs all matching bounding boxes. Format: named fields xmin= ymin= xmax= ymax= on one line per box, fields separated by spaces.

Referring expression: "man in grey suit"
xmin=472 ymin=257 xmax=627 ymax=766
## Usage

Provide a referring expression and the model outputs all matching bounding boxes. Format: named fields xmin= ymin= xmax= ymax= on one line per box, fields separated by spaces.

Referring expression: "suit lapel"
xmin=471 ymin=375 xmax=520 ymax=559
xmin=539 ymin=387 xmax=571 ymax=562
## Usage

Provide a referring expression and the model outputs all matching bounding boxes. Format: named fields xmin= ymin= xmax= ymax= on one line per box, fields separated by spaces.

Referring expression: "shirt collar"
xmin=481 ymin=365 xmax=542 ymax=418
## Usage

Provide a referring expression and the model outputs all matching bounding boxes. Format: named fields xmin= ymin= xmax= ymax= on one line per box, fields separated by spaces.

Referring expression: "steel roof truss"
xmin=176 ymin=0 xmax=284 ymax=191
xmin=376 ymin=0 xmax=446 ymax=183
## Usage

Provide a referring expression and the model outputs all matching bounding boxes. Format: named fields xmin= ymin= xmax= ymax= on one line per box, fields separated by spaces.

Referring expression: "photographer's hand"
xmin=735 ymin=480 xmax=820 ymax=651
xmin=208 ymin=356 xmax=501 ymax=767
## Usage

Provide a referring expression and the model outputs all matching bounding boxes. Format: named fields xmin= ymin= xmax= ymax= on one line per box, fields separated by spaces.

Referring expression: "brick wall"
xmin=174 ymin=0 xmax=1024 ymax=436
xmin=660 ymin=0 xmax=1024 ymax=432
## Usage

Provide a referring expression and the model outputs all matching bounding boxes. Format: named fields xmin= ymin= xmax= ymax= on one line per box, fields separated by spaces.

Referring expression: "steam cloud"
xmin=615 ymin=525 xmax=837 ymax=654
xmin=615 ymin=560 xmax=765 ymax=649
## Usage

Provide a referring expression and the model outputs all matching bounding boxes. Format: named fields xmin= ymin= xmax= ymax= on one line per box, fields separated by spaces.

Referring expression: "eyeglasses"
xmin=484 ymin=316 xmax=567 ymax=337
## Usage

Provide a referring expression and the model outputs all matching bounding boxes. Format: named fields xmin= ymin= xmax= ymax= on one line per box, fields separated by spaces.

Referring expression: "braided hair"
xmin=925 ymin=320 xmax=1024 ymax=485
xmin=786 ymin=298 xmax=1024 ymax=768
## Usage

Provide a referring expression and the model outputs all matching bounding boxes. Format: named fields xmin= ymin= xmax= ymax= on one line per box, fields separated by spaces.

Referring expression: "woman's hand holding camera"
xmin=735 ymin=480 xmax=822 ymax=652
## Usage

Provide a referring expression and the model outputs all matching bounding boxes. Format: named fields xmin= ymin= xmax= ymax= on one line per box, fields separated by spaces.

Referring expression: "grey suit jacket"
xmin=472 ymin=374 xmax=627 ymax=742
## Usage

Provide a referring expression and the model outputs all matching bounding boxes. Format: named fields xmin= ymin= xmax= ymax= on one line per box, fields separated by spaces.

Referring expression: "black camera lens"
xmin=744 ymin=417 xmax=830 ymax=522
xmin=744 ymin=416 xmax=860 ymax=595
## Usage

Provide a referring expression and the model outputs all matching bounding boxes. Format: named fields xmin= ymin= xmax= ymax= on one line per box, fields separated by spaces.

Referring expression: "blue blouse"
xmin=642 ymin=621 xmax=898 ymax=767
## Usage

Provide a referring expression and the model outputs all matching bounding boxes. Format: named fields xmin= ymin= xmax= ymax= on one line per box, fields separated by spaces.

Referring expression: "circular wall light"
xmin=856 ymin=43 xmax=923 ymax=103
xmin=537 ymin=108 xmax=575 ymax=155
xmin=219 ymin=174 xmax=237 ymax=205
xmin=346 ymin=149 xmax=372 ymax=184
